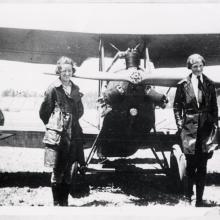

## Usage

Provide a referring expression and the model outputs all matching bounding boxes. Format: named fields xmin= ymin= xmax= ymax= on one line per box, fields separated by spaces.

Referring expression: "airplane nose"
xmin=129 ymin=108 xmax=138 ymax=116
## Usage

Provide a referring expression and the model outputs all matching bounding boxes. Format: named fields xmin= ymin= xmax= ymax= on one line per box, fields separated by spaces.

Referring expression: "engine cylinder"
xmin=125 ymin=51 xmax=140 ymax=69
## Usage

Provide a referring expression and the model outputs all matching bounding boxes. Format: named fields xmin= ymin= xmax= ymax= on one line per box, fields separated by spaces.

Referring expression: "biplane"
xmin=0 ymin=2 xmax=220 ymax=191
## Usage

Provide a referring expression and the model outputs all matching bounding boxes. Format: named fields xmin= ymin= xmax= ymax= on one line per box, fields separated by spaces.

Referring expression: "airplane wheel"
xmin=69 ymin=162 xmax=90 ymax=198
xmin=169 ymin=144 xmax=186 ymax=193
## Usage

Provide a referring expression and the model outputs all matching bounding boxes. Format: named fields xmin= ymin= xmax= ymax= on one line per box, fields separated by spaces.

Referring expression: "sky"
xmin=0 ymin=3 xmax=220 ymax=34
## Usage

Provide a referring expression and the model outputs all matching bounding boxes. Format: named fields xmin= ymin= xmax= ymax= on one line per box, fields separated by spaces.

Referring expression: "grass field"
xmin=0 ymin=146 xmax=220 ymax=207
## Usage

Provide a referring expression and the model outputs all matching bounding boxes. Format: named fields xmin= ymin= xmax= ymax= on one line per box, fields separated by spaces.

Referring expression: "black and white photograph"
xmin=0 ymin=0 xmax=220 ymax=219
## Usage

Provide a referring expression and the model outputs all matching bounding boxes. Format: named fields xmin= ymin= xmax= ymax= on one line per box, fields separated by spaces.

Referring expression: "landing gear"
xmin=69 ymin=161 xmax=90 ymax=198
xmin=169 ymin=144 xmax=186 ymax=193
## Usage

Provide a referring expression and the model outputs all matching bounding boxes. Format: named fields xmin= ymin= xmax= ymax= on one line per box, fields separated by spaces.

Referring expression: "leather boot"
xmin=195 ymin=178 xmax=205 ymax=207
xmin=51 ymin=183 xmax=61 ymax=206
xmin=60 ymin=183 xmax=70 ymax=206
xmin=186 ymin=177 xmax=194 ymax=203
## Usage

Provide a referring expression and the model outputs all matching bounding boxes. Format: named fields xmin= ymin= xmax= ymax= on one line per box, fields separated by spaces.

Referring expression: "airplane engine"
xmin=97 ymin=80 xmax=167 ymax=157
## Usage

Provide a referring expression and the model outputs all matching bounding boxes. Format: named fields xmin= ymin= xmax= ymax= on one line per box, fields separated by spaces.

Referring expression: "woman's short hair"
xmin=55 ymin=56 xmax=76 ymax=75
xmin=186 ymin=54 xmax=205 ymax=69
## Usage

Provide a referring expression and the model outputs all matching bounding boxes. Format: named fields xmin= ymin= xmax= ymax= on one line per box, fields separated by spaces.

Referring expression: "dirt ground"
xmin=0 ymin=147 xmax=220 ymax=208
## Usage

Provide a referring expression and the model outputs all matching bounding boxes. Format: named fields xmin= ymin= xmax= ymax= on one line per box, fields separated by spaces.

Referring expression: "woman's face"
xmin=191 ymin=60 xmax=204 ymax=76
xmin=60 ymin=64 xmax=73 ymax=83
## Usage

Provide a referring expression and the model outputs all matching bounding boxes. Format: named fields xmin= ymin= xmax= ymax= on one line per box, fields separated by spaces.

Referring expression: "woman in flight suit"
xmin=173 ymin=54 xmax=218 ymax=207
xmin=39 ymin=56 xmax=85 ymax=206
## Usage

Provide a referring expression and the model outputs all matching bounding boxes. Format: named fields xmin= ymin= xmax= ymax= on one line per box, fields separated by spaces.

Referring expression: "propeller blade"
xmin=141 ymin=66 xmax=220 ymax=88
xmin=43 ymin=69 xmax=151 ymax=84
xmin=141 ymin=69 xmax=188 ymax=87
xmin=43 ymin=71 xmax=130 ymax=81
xmin=74 ymin=70 xmax=130 ymax=82
xmin=43 ymin=72 xmax=57 ymax=76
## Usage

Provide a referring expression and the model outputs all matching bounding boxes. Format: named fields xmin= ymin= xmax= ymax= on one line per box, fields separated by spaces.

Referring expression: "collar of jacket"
xmin=178 ymin=73 xmax=210 ymax=86
xmin=189 ymin=73 xmax=212 ymax=88
xmin=178 ymin=73 xmax=199 ymax=109
xmin=53 ymin=78 xmax=83 ymax=100
xmin=181 ymin=73 xmax=213 ymax=109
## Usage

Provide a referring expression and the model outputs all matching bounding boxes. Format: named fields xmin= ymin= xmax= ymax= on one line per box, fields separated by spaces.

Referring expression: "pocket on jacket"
xmin=44 ymin=146 xmax=58 ymax=167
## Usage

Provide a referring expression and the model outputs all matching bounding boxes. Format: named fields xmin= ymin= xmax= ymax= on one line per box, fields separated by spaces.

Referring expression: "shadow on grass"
xmin=0 ymin=168 xmax=179 ymax=206
xmin=0 ymin=168 xmax=220 ymax=206
xmin=0 ymin=172 xmax=51 ymax=188
xmin=90 ymin=158 xmax=159 ymax=165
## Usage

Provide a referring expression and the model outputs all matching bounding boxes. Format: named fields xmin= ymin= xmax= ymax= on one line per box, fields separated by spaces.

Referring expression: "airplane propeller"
xmin=43 ymin=65 xmax=182 ymax=87
xmin=74 ymin=67 xmax=151 ymax=84
xmin=44 ymin=66 xmax=153 ymax=85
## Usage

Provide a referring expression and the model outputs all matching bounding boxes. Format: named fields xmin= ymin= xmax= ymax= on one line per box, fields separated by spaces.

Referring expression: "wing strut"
xmin=85 ymin=132 xmax=101 ymax=166
xmin=148 ymin=127 xmax=170 ymax=173
xmin=144 ymin=47 xmax=152 ymax=73
xmin=98 ymin=37 xmax=105 ymax=96
xmin=98 ymin=37 xmax=105 ymax=130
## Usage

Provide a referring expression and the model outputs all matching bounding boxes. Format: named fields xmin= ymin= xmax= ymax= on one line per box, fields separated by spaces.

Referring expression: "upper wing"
xmin=0 ymin=28 xmax=99 ymax=65
xmin=1 ymin=28 xmax=220 ymax=68
xmin=1 ymin=3 xmax=220 ymax=67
